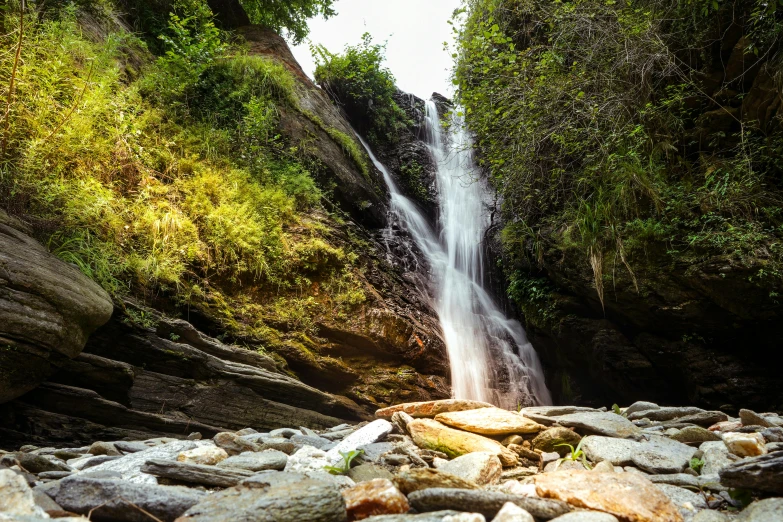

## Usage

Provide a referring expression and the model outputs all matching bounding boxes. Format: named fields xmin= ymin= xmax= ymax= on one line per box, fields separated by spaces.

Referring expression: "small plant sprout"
xmin=554 ymin=439 xmax=592 ymax=470
xmin=611 ymin=404 xmax=628 ymax=417
xmin=690 ymin=457 xmax=705 ymax=474
xmin=323 ymin=449 xmax=364 ymax=475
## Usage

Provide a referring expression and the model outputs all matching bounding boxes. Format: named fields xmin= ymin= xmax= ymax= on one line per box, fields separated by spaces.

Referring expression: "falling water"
xmin=355 ymin=100 xmax=551 ymax=408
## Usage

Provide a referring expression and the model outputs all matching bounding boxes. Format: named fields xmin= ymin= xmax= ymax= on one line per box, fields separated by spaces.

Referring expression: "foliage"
xmin=554 ymin=439 xmax=591 ymax=470
xmin=238 ymin=0 xmax=336 ymax=44
xmin=313 ymin=33 xmax=410 ymax=147
xmin=690 ymin=457 xmax=705 ymax=474
xmin=611 ymin=404 xmax=627 ymax=417
xmin=454 ymin=0 xmax=783 ymax=308
xmin=323 ymin=449 xmax=363 ymax=475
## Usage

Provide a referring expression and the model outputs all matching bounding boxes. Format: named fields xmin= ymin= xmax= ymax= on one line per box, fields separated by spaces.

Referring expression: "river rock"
xmin=214 ymin=432 xmax=261 ymax=455
xmin=325 ymin=420 xmax=393 ymax=465
xmin=142 ymin=459 xmax=254 ymax=487
xmin=0 ymin=469 xmax=47 ymax=517
xmin=626 ymin=402 xmax=660 ymax=416
xmin=50 ymin=475 xmax=204 ymax=521
xmin=434 ymin=408 xmax=542 ymax=435
xmin=285 ymin=445 xmax=332 ymax=473
xmin=116 ymin=441 xmax=152 ymax=454
xmin=581 ymin=436 xmax=638 ymax=465
xmin=554 ymin=412 xmax=641 ymax=439
xmin=342 ymin=478 xmax=409 ymax=520
xmin=549 ymin=513 xmax=620 ymax=522
xmin=736 ymin=497 xmax=783 ymax=521
xmin=218 ymin=450 xmax=288 ymax=472
xmin=491 ymin=502 xmax=534 ymax=522
xmin=73 ymin=440 xmax=198 ymax=484
xmin=739 ymin=409 xmax=774 ymax=428
xmin=627 ymin=407 xmax=704 ymax=422
xmin=534 ymin=470 xmax=682 ymax=522
xmin=377 ymin=400 xmax=494 ymax=419
xmin=408 ymin=419 xmax=518 ymax=466
xmin=408 ymin=488 xmax=572 ymax=520
xmin=14 ymin=453 xmax=71 ymax=474
xmin=631 ymin=435 xmax=696 ymax=474
xmin=0 ymin=209 xmax=113 ymax=404
xmin=348 ymin=463 xmax=394 ymax=483
xmin=361 ymin=512 xmax=476 ymax=522
xmin=699 ymin=442 xmax=734 ymax=476
xmin=662 ymin=412 xmax=729 ymax=428
xmin=722 ymin=432 xmax=766 ymax=457
xmin=647 ymin=474 xmax=700 ymax=488
xmin=591 ymin=461 xmax=615 ymax=473
xmin=654 ymin=484 xmax=707 ymax=520
xmin=669 ymin=427 xmax=722 ymax=444
xmin=761 ymin=427 xmax=783 ymax=443
xmin=532 ymin=428 xmax=583 ymax=456
xmin=692 ymin=512 xmax=728 ymax=522
xmin=438 ymin=452 xmax=502 ymax=486
xmin=719 ymin=450 xmax=783 ymax=494
xmin=175 ymin=478 xmax=347 ymax=522
xmin=394 ymin=468 xmax=480 ymax=495
xmin=358 ymin=443 xmax=396 ymax=464
xmin=178 ymin=446 xmax=228 ymax=465
xmin=87 ymin=441 xmax=121 ymax=456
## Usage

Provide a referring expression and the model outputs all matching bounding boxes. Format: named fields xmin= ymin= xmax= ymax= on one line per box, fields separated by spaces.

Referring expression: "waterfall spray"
xmin=355 ymin=100 xmax=551 ymax=408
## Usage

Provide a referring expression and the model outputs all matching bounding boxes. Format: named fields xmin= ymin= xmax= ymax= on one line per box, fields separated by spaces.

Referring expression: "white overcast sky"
xmin=290 ymin=0 xmax=462 ymax=100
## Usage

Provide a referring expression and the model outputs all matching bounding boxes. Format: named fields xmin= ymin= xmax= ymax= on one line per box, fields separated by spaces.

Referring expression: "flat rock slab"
xmin=217 ymin=450 xmax=288 ymax=472
xmin=627 ymin=407 xmax=705 ymax=422
xmin=434 ymin=408 xmax=542 ymax=435
xmin=554 ymin=412 xmax=642 ymax=439
xmin=533 ymin=470 xmax=683 ymax=522
xmin=393 ymin=468 xmax=480 ymax=495
xmin=50 ymin=476 xmax=205 ymax=522
xmin=325 ymin=420 xmax=392 ymax=465
xmin=174 ymin=478 xmax=347 ymax=522
xmin=408 ymin=419 xmax=518 ymax=466
xmin=631 ymin=435 xmax=696 ymax=474
xmin=719 ymin=450 xmax=783 ymax=494
xmin=581 ymin=436 xmax=639 ymax=466
xmin=437 ymin=452 xmax=502 ymax=485
xmin=407 ymin=487 xmax=572 ymax=520
xmin=142 ymin=459 xmax=254 ymax=487
xmin=669 ymin=427 xmax=722 ymax=444
xmin=376 ymin=400 xmax=494 ymax=419
xmin=74 ymin=440 xmax=200 ymax=484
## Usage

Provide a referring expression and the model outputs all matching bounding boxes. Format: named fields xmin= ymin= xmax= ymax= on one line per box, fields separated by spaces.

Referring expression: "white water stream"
xmin=355 ymin=100 xmax=551 ymax=408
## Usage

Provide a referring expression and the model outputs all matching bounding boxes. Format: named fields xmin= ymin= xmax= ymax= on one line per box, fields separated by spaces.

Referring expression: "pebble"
xmin=407 ymin=419 xmax=517 ymax=466
xmin=653 ymin=483 xmax=707 ymax=519
xmin=348 ymin=463 xmax=394 ymax=482
xmin=343 ymin=478 xmax=410 ymax=520
xmin=115 ymin=441 xmax=151 ymax=454
xmin=631 ymin=435 xmax=696 ymax=474
xmin=580 ymin=435 xmax=637 ymax=465
xmin=490 ymin=502 xmax=534 ymax=522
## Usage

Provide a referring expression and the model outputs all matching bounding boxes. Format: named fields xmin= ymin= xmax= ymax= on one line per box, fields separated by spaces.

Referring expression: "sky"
xmin=290 ymin=0 xmax=462 ymax=101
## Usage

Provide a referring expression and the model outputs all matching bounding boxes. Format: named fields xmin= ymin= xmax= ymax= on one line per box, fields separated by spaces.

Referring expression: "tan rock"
xmin=592 ymin=461 xmax=615 ymax=473
xmin=342 ymin=478 xmax=409 ymax=520
xmin=213 ymin=432 xmax=260 ymax=456
xmin=178 ymin=446 xmax=228 ymax=465
xmin=534 ymin=470 xmax=683 ymax=522
xmin=501 ymin=435 xmax=524 ymax=446
xmin=435 ymin=407 xmax=543 ymax=435
xmin=532 ymin=427 xmax=582 ymax=456
xmin=408 ymin=418 xmax=519 ymax=466
xmin=439 ymin=452 xmax=502 ymax=485
xmin=376 ymin=399 xmax=494 ymax=419
xmin=723 ymin=432 xmax=767 ymax=457
xmin=393 ymin=467 xmax=480 ymax=495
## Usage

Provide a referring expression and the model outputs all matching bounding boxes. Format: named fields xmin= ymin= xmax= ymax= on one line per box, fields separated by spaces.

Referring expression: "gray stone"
xmin=439 ymin=452 xmax=502 ymax=486
xmin=241 ymin=471 xmax=309 ymax=487
xmin=13 ymin=453 xmax=71 ymax=474
xmin=115 ymin=441 xmax=151 ymax=454
xmin=550 ymin=513 xmax=620 ymax=522
xmin=699 ymin=442 xmax=735 ymax=476
xmin=670 ymin=426 xmax=723 ymax=444
xmin=325 ymin=420 xmax=393 ymax=466
xmin=692 ymin=511 xmax=729 ymax=522
xmin=654 ymin=484 xmax=707 ymax=520
xmin=87 ymin=442 xmax=121 ymax=456
xmin=74 ymin=440 xmax=198 ymax=484
xmin=53 ymin=450 xmax=85 ymax=460
xmin=270 ymin=428 xmax=302 ymax=439
xmin=648 ymin=473 xmax=700 ymax=488
xmin=736 ymin=497 xmax=783 ymax=521
xmin=141 ymin=459 xmax=254 ymax=487
xmin=0 ymin=469 xmax=47 ymax=517
xmin=663 ymin=412 xmax=729 ymax=428
xmin=236 ymin=428 xmax=258 ymax=436
xmin=358 ymin=443 xmax=396 ymax=463
xmin=32 ymin=486 xmax=64 ymax=515
xmin=347 ymin=463 xmax=394 ymax=483
xmin=739 ymin=409 xmax=774 ymax=428
xmin=627 ymin=407 xmax=705 ymax=422
xmin=554 ymin=412 xmax=641 ymax=439
xmin=625 ymin=402 xmax=660 ymax=415
xmin=38 ymin=471 xmax=73 ymax=480
xmin=581 ymin=436 xmax=638 ymax=465
xmin=218 ymin=450 xmax=288 ymax=472
xmin=178 ymin=478 xmax=347 ymax=522
xmin=80 ymin=455 xmax=121 ymax=470
xmin=491 ymin=502 xmax=534 ymax=522
xmin=322 ymin=429 xmax=355 ymax=441
xmin=291 ymin=434 xmax=332 ymax=449
xmin=761 ymin=427 xmax=783 ymax=443
xmin=631 ymin=435 xmax=697 ymax=474
xmin=407 ymin=488 xmax=572 ymax=520
xmin=51 ymin=476 xmax=204 ymax=521
xmin=520 ymin=406 xmax=598 ymax=417
xmin=719 ymin=450 xmax=783 ymax=494
xmin=363 ymin=512 xmax=471 ymax=522
xmin=214 ymin=432 xmax=261 ymax=455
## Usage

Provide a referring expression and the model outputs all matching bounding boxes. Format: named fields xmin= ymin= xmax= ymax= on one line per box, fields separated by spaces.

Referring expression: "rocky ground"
xmin=1 ymin=399 xmax=781 ymax=522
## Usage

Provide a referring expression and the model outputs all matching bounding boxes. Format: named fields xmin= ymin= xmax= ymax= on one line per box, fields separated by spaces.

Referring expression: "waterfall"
xmin=355 ymin=100 xmax=552 ymax=408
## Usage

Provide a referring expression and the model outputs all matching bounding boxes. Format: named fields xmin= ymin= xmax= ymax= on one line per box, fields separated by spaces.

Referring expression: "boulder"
xmin=342 ymin=478 xmax=409 ymax=520
xmin=408 ymin=419 xmax=518 ymax=466
xmin=434 ymin=408 xmax=542 ymax=435
xmin=0 ymin=209 xmax=113 ymax=403
xmin=376 ymin=400 xmax=493 ymax=419
xmin=533 ymin=470 xmax=682 ymax=522
xmin=175 ymin=478 xmax=347 ymax=522
xmin=50 ymin=475 xmax=205 ymax=522
xmin=438 ymin=452 xmax=502 ymax=485
xmin=719 ymin=450 xmax=783 ymax=494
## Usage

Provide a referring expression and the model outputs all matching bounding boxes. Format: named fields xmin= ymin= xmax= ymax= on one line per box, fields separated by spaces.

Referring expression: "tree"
xmin=206 ymin=0 xmax=335 ymax=43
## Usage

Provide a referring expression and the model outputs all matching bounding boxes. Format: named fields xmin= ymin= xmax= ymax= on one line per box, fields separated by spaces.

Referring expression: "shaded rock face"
xmin=0 ymin=210 xmax=113 ymax=404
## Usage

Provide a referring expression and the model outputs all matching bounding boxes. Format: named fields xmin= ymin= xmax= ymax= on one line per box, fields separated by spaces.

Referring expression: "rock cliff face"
xmin=0 ymin=210 xmax=113 ymax=404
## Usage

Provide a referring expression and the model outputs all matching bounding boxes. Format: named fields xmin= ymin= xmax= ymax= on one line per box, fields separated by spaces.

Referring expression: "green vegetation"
xmin=313 ymin=33 xmax=410 ymax=147
xmin=238 ymin=0 xmax=335 ymax=44
xmin=454 ymin=0 xmax=783 ymax=310
xmin=0 ymin=0 xmax=366 ymax=351
xmin=323 ymin=449 xmax=363 ymax=475
xmin=554 ymin=439 xmax=591 ymax=470
xmin=690 ymin=457 xmax=705 ymax=474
